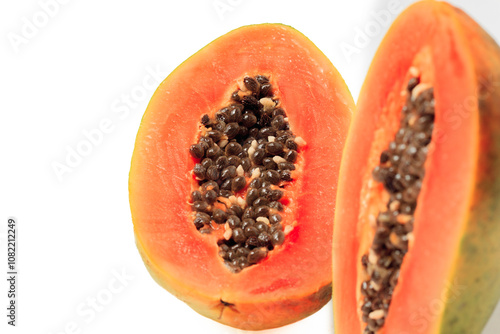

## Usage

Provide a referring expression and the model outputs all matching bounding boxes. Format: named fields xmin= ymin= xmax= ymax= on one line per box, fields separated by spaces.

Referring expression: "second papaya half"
xmin=333 ymin=1 xmax=500 ymax=334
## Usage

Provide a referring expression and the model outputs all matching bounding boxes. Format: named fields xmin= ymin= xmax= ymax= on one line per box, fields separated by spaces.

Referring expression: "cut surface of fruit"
xmin=130 ymin=24 xmax=353 ymax=330
xmin=333 ymin=1 xmax=500 ymax=334
xmin=188 ymin=74 xmax=307 ymax=273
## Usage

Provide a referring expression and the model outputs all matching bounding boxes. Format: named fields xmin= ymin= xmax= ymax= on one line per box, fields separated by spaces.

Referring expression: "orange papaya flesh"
xmin=130 ymin=24 xmax=353 ymax=330
xmin=333 ymin=1 xmax=500 ymax=334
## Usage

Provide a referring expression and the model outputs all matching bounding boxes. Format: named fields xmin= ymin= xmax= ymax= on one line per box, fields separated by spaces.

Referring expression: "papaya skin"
xmin=332 ymin=1 xmax=500 ymax=333
xmin=136 ymin=234 xmax=332 ymax=330
xmin=439 ymin=6 xmax=500 ymax=333
xmin=130 ymin=23 xmax=353 ymax=330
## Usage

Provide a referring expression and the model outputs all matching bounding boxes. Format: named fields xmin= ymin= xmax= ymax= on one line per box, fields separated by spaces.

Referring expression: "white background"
xmin=1 ymin=0 xmax=500 ymax=333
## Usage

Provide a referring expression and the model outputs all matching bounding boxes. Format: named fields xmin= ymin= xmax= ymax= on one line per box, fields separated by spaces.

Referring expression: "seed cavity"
xmin=360 ymin=73 xmax=434 ymax=333
xmin=188 ymin=75 xmax=304 ymax=273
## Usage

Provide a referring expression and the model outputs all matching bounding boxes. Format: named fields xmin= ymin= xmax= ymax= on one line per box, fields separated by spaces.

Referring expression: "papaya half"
xmin=333 ymin=1 xmax=500 ymax=333
xmin=129 ymin=24 xmax=353 ymax=330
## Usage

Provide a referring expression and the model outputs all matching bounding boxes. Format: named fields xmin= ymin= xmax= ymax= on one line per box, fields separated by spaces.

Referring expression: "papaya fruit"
xmin=333 ymin=1 xmax=500 ymax=333
xmin=129 ymin=24 xmax=353 ymax=330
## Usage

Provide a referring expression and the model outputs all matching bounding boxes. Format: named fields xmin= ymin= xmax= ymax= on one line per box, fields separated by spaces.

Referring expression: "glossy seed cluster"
xmin=361 ymin=76 xmax=435 ymax=333
xmin=188 ymin=75 xmax=304 ymax=273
